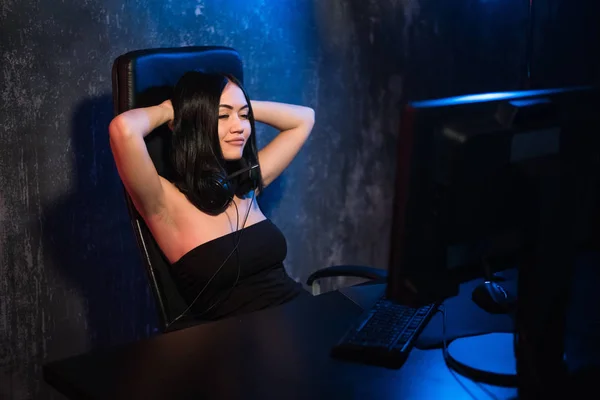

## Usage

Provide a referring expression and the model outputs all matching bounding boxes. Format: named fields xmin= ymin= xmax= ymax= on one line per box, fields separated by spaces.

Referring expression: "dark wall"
xmin=0 ymin=0 xmax=597 ymax=398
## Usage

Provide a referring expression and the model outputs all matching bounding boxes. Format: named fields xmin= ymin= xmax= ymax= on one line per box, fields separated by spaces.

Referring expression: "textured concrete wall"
xmin=0 ymin=0 xmax=598 ymax=398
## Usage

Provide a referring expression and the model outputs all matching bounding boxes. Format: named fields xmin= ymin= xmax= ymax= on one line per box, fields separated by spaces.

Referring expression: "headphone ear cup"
xmin=196 ymin=173 xmax=235 ymax=215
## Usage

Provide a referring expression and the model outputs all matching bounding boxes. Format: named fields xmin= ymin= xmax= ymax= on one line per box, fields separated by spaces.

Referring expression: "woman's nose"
xmin=230 ymin=115 xmax=244 ymax=133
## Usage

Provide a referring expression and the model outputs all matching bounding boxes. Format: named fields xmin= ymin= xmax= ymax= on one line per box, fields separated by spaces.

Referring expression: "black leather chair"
xmin=111 ymin=46 xmax=386 ymax=332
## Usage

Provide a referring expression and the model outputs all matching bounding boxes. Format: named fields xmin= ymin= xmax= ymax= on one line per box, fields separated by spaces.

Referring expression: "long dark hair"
xmin=170 ymin=71 xmax=263 ymax=209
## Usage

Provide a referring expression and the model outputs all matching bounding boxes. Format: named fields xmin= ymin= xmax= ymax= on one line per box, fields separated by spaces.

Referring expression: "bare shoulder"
xmin=141 ymin=179 xmax=266 ymax=264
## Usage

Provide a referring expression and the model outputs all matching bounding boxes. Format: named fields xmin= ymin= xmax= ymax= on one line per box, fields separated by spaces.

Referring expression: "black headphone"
xmin=195 ymin=163 xmax=260 ymax=215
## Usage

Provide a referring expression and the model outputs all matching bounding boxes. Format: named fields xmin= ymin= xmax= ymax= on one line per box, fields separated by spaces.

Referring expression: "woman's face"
xmin=218 ymin=81 xmax=251 ymax=160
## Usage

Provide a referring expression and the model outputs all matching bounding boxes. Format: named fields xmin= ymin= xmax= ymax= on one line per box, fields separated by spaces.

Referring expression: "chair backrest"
xmin=111 ymin=46 xmax=244 ymax=332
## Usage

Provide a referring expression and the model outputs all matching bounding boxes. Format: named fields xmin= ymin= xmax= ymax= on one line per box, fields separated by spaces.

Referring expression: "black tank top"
xmin=170 ymin=219 xmax=308 ymax=321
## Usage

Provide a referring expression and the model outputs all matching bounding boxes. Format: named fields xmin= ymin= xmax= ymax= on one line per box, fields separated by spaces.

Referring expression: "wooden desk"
xmin=44 ymin=285 xmax=517 ymax=399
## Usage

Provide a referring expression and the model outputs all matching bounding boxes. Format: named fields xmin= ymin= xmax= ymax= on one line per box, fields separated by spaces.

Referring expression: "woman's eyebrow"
xmin=219 ymin=104 xmax=249 ymax=110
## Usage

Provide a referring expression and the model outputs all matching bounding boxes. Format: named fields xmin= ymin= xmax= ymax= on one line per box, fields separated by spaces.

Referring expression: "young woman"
xmin=109 ymin=71 xmax=315 ymax=321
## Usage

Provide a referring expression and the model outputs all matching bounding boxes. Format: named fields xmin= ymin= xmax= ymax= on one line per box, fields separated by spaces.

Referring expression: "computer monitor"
xmin=387 ymin=86 xmax=600 ymax=307
xmin=385 ymin=86 xmax=600 ymax=395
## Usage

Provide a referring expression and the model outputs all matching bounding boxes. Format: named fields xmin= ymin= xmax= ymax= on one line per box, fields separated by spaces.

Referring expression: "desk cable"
xmin=439 ymin=306 xmax=500 ymax=400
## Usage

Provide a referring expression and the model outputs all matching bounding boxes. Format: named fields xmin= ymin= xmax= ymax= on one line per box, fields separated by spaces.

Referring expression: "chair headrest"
xmin=112 ymin=45 xmax=243 ymax=113
xmin=111 ymin=46 xmax=244 ymax=180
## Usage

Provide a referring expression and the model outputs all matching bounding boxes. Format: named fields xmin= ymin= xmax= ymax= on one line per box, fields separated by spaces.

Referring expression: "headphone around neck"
xmin=195 ymin=163 xmax=260 ymax=216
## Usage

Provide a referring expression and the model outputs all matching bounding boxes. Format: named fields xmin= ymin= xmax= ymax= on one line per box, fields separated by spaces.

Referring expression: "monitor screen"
xmin=386 ymin=86 xmax=600 ymax=306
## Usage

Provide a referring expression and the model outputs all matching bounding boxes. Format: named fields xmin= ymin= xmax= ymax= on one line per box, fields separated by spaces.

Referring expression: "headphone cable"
xmin=168 ymin=190 xmax=254 ymax=326
xmin=194 ymin=193 xmax=253 ymax=317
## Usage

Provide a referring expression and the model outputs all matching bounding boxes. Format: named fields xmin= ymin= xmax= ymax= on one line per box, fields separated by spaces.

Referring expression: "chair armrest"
xmin=306 ymin=265 xmax=387 ymax=286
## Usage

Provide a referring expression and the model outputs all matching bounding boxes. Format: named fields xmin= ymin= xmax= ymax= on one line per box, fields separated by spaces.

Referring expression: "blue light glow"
xmin=410 ymin=86 xmax=590 ymax=108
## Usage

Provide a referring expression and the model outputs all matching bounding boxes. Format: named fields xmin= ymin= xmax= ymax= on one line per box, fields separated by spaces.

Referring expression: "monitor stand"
xmin=444 ymin=260 xmax=518 ymax=386
xmin=445 ymin=332 xmax=517 ymax=387
xmin=445 ymin=252 xmax=569 ymax=395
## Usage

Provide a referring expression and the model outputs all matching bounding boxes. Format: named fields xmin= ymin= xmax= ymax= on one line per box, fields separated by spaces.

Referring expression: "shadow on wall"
xmin=42 ymin=95 xmax=156 ymax=350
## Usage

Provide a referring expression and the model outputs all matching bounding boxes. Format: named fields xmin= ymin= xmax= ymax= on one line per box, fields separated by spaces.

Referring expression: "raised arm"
xmin=252 ymin=100 xmax=315 ymax=187
xmin=108 ymin=100 xmax=173 ymax=217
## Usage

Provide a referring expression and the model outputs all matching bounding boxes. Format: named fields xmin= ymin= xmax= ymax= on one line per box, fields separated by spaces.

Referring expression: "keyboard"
xmin=331 ymin=297 xmax=438 ymax=368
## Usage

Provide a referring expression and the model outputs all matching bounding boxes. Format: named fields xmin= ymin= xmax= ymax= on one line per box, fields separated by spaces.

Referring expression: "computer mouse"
xmin=471 ymin=281 xmax=516 ymax=314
